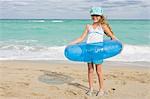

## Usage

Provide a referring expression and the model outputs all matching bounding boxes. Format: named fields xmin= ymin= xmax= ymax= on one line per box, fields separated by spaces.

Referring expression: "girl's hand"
xmin=110 ymin=35 xmax=117 ymax=40
xmin=111 ymin=37 xmax=116 ymax=40
xmin=67 ymin=42 xmax=75 ymax=46
xmin=111 ymin=37 xmax=119 ymax=41
xmin=111 ymin=36 xmax=123 ymax=45
xmin=67 ymin=41 xmax=78 ymax=47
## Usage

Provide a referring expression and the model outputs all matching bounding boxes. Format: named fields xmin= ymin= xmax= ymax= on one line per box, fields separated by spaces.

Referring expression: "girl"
xmin=68 ymin=7 xmax=117 ymax=96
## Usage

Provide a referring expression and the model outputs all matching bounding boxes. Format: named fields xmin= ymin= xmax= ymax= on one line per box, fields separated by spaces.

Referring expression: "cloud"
xmin=0 ymin=0 xmax=149 ymax=19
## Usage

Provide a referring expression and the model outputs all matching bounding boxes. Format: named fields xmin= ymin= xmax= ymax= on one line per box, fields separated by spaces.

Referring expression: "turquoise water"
xmin=0 ymin=19 xmax=150 ymax=61
xmin=1 ymin=19 xmax=149 ymax=46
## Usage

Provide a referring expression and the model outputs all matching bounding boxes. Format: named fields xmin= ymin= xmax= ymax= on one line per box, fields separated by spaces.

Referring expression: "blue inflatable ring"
xmin=64 ymin=39 xmax=123 ymax=62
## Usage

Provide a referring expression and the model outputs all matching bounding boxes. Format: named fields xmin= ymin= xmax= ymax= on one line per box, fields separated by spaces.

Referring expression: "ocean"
xmin=0 ymin=19 xmax=150 ymax=62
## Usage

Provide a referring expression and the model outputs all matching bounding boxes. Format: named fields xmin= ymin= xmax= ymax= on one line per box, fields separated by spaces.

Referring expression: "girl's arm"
xmin=102 ymin=24 xmax=117 ymax=40
xmin=68 ymin=25 xmax=89 ymax=45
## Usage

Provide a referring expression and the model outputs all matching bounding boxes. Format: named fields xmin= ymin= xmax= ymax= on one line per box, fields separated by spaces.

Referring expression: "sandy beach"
xmin=0 ymin=60 xmax=150 ymax=99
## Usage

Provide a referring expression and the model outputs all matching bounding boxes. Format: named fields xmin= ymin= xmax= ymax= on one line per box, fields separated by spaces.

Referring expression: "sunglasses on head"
xmin=91 ymin=14 xmax=100 ymax=17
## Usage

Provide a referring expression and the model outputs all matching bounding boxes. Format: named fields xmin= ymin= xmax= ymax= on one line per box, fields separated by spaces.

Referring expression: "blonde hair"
xmin=98 ymin=15 xmax=114 ymax=36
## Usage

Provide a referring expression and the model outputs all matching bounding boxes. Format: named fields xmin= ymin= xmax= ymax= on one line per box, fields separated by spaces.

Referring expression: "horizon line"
xmin=0 ymin=18 xmax=150 ymax=20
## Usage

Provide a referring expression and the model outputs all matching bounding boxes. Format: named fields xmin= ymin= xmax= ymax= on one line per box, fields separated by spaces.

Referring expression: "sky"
xmin=0 ymin=0 xmax=150 ymax=19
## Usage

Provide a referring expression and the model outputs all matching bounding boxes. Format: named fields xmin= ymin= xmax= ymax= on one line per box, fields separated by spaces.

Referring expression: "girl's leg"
xmin=87 ymin=63 xmax=94 ymax=90
xmin=96 ymin=64 xmax=104 ymax=91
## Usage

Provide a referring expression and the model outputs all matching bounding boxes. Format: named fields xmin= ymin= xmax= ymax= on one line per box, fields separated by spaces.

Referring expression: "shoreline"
xmin=0 ymin=60 xmax=150 ymax=99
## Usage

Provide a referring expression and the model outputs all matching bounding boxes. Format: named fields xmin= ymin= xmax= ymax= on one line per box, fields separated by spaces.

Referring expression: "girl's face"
xmin=91 ymin=15 xmax=101 ymax=23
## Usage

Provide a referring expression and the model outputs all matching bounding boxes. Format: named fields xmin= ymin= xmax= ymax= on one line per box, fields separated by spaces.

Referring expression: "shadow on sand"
xmin=38 ymin=70 xmax=89 ymax=91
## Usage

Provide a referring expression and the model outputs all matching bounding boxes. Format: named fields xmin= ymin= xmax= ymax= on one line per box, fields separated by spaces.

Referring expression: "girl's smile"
xmin=91 ymin=15 xmax=101 ymax=23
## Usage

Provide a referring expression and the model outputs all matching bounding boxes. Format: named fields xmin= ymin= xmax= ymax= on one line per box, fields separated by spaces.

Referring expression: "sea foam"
xmin=0 ymin=43 xmax=150 ymax=62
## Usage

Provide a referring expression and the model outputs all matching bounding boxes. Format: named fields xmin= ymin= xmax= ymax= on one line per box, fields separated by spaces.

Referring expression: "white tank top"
xmin=86 ymin=24 xmax=104 ymax=44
